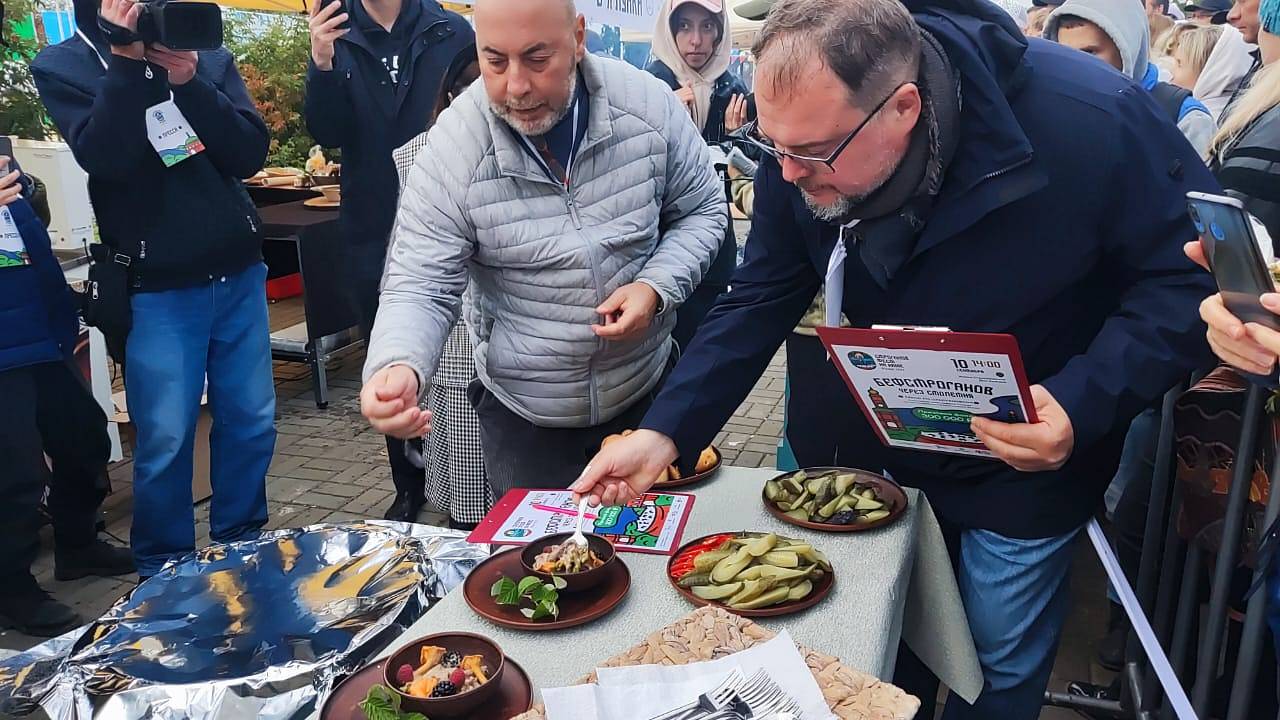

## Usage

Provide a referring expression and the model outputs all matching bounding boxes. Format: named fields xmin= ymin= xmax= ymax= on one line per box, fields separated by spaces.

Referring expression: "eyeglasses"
xmin=734 ymin=82 xmax=910 ymax=173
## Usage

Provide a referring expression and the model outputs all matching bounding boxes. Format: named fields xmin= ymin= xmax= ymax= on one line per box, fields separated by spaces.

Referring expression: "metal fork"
xmin=645 ymin=667 xmax=747 ymax=720
xmin=736 ymin=669 xmax=803 ymax=719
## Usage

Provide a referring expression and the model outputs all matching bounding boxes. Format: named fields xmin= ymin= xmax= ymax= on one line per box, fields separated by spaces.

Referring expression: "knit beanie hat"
xmin=1263 ymin=0 xmax=1280 ymax=34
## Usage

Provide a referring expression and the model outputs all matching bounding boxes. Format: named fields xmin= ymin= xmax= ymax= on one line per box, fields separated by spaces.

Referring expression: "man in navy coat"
xmin=574 ymin=0 xmax=1216 ymax=716
xmin=305 ymin=0 xmax=475 ymax=523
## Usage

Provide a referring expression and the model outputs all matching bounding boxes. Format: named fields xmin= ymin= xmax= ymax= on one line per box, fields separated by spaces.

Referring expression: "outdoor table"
xmin=257 ymin=200 xmax=362 ymax=408
xmin=371 ymin=466 xmax=984 ymax=707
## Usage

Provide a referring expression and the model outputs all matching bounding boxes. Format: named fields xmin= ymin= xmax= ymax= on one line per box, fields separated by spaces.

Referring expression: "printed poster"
xmin=818 ymin=327 xmax=1037 ymax=459
xmin=467 ymin=489 xmax=695 ymax=555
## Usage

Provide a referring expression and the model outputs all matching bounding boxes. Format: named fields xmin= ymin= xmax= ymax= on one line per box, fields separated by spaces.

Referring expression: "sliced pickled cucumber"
xmin=728 ymin=578 xmax=777 ymax=605
xmin=761 ymin=551 xmax=800 ymax=568
xmin=805 ymin=473 xmax=833 ymax=496
xmin=854 ymin=496 xmax=885 ymax=511
xmin=745 ymin=532 xmax=778 ymax=557
xmin=861 ymin=509 xmax=892 ymax=523
xmin=677 ymin=572 xmax=712 ymax=588
xmin=730 ymin=586 xmax=791 ymax=610
xmin=784 ymin=508 xmax=810 ymax=522
xmin=764 ymin=480 xmax=784 ymax=502
xmin=835 ymin=474 xmax=857 ymax=495
xmin=711 ymin=547 xmax=754 ymax=583
xmin=787 ymin=580 xmax=814 ymax=601
xmin=818 ymin=497 xmax=843 ymax=519
xmin=693 ymin=549 xmax=733 ymax=573
xmin=692 ymin=582 xmax=743 ymax=600
xmin=783 ymin=476 xmax=805 ymax=495
xmin=809 ymin=549 xmax=833 ymax=572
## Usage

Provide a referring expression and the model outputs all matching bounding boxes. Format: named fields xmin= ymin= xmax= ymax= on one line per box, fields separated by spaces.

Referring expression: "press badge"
xmin=146 ymin=98 xmax=206 ymax=167
xmin=0 ymin=205 xmax=30 ymax=268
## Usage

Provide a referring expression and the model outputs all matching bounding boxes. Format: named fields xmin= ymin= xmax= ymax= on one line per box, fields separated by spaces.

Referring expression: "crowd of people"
xmin=3 ymin=0 xmax=1280 ymax=715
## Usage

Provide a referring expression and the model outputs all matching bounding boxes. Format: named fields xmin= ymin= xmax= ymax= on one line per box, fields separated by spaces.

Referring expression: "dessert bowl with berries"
xmin=382 ymin=632 xmax=505 ymax=715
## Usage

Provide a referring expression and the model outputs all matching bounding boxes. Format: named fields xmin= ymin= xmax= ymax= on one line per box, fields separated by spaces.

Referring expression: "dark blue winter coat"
xmin=30 ymin=0 xmax=270 ymax=292
xmin=304 ymin=0 xmax=474 ymax=262
xmin=0 ymin=192 xmax=80 ymax=373
xmin=641 ymin=0 xmax=1220 ymax=538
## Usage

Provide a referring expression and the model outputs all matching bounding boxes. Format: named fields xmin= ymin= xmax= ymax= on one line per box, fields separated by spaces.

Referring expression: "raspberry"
xmin=449 ymin=668 xmax=466 ymax=687
xmin=441 ymin=651 xmax=462 ymax=668
xmin=430 ymin=681 xmax=458 ymax=697
xmin=395 ymin=663 xmax=415 ymax=685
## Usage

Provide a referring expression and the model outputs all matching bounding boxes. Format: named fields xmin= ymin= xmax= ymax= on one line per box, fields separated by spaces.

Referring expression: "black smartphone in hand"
xmin=1188 ymin=191 xmax=1280 ymax=331
xmin=0 ymin=136 xmax=21 ymax=175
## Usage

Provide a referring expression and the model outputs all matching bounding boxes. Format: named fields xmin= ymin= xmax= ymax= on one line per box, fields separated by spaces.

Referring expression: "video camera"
xmin=98 ymin=0 xmax=224 ymax=52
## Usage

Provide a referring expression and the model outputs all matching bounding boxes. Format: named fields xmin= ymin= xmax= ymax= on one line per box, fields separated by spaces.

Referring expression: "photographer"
xmin=0 ymin=157 xmax=133 ymax=636
xmin=31 ymin=0 xmax=276 ymax=580
xmin=304 ymin=0 xmax=474 ymax=523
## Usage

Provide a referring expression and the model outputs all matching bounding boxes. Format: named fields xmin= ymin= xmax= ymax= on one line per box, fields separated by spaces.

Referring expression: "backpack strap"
xmin=1150 ymin=81 xmax=1194 ymax=124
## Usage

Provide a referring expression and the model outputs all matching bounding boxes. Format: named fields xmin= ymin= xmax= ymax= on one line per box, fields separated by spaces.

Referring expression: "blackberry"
xmin=441 ymin=651 xmax=462 ymax=668
xmin=430 ymin=681 xmax=458 ymax=697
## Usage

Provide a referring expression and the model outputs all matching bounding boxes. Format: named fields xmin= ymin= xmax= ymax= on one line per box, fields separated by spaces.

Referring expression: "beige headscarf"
xmin=650 ymin=0 xmax=733 ymax=133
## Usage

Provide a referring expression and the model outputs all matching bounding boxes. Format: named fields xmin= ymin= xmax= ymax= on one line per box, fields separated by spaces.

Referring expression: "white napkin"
xmin=542 ymin=631 xmax=836 ymax=720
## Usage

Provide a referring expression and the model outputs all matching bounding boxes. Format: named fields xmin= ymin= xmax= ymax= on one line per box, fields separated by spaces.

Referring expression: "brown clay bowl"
xmin=520 ymin=532 xmax=616 ymax=593
xmin=383 ymin=632 xmax=505 ymax=716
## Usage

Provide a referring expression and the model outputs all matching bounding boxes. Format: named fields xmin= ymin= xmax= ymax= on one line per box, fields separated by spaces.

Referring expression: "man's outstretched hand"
xmin=571 ymin=429 xmax=678 ymax=507
xmin=360 ymin=365 xmax=431 ymax=439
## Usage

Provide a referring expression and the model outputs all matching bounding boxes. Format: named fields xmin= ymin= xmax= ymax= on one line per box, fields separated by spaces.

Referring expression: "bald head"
xmin=475 ymin=0 xmax=586 ymax=136
xmin=474 ymin=0 xmax=577 ymax=24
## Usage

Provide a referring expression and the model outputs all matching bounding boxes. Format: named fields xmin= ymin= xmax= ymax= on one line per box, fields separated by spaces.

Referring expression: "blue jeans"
xmin=125 ymin=263 xmax=276 ymax=575
xmin=940 ymin=526 xmax=1082 ymax=719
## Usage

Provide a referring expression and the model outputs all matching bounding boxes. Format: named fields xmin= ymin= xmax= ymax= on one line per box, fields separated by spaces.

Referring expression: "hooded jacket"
xmin=0 ymin=191 xmax=80 ymax=373
xmin=304 ymin=0 xmax=474 ymax=266
xmin=364 ymin=54 xmax=726 ymax=428
xmin=1194 ymin=24 xmax=1258 ymax=120
xmin=1045 ymin=0 xmax=1216 ymax=156
xmin=641 ymin=0 xmax=1218 ymax=538
xmin=30 ymin=0 xmax=270 ymax=292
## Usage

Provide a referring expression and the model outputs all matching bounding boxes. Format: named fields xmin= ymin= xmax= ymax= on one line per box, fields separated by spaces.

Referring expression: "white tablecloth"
xmin=373 ymin=466 xmax=983 ymax=705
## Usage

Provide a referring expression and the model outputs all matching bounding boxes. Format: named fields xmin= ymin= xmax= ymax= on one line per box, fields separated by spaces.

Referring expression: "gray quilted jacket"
xmin=364 ymin=54 xmax=727 ymax=428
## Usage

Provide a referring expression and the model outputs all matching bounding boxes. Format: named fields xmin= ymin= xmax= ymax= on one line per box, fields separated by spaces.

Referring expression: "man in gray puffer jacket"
xmin=361 ymin=0 xmax=727 ymax=496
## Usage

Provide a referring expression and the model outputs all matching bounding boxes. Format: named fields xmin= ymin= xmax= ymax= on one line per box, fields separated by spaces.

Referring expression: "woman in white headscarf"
xmin=646 ymin=0 xmax=755 ymax=349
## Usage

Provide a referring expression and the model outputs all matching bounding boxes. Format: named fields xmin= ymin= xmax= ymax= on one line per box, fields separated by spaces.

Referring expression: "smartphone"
xmin=0 ymin=136 xmax=20 ymax=174
xmin=1187 ymin=191 xmax=1280 ymax=331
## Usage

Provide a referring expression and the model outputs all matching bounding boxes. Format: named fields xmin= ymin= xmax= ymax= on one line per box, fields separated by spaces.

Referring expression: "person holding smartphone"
xmin=305 ymin=0 xmax=475 ymax=524
xmin=1191 ymin=0 xmax=1280 ymax=375
xmin=0 ymin=155 xmax=134 ymax=636
xmin=31 ymin=0 xmax=277 ymax=581
xmin=645 ymin=0 xmax=754 ymax=351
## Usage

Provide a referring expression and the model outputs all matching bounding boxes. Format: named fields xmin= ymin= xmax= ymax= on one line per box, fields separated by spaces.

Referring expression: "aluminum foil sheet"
xmin=0 ymin=521 xmax=488 ymax=719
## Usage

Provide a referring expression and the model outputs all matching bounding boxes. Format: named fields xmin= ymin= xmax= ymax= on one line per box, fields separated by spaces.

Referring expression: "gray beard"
xmin=492 ymin=70 xmax=578 ymax=137
xmin=801 ymin=152 xmax=903 ymax=222
xmin=803 ymin=192 xmax=856 ymax=222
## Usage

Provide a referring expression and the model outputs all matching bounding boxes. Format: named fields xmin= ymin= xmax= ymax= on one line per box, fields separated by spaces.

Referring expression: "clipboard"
xmin=816 ymin=326 xmax=1038 ymax=459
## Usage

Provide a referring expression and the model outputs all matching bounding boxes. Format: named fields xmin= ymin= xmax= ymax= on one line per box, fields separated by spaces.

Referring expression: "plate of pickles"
xmin=762 ymin=467 xmax=908 ymax=532
xmin=666 ymin=532 xmax=834 ymax=617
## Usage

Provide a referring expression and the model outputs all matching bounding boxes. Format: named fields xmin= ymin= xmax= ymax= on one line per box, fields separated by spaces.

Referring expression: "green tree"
xmin=224 ymin=11 xmax=318 ymax=169
xmin=1 ymin=0 xmax=54 ymax=139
